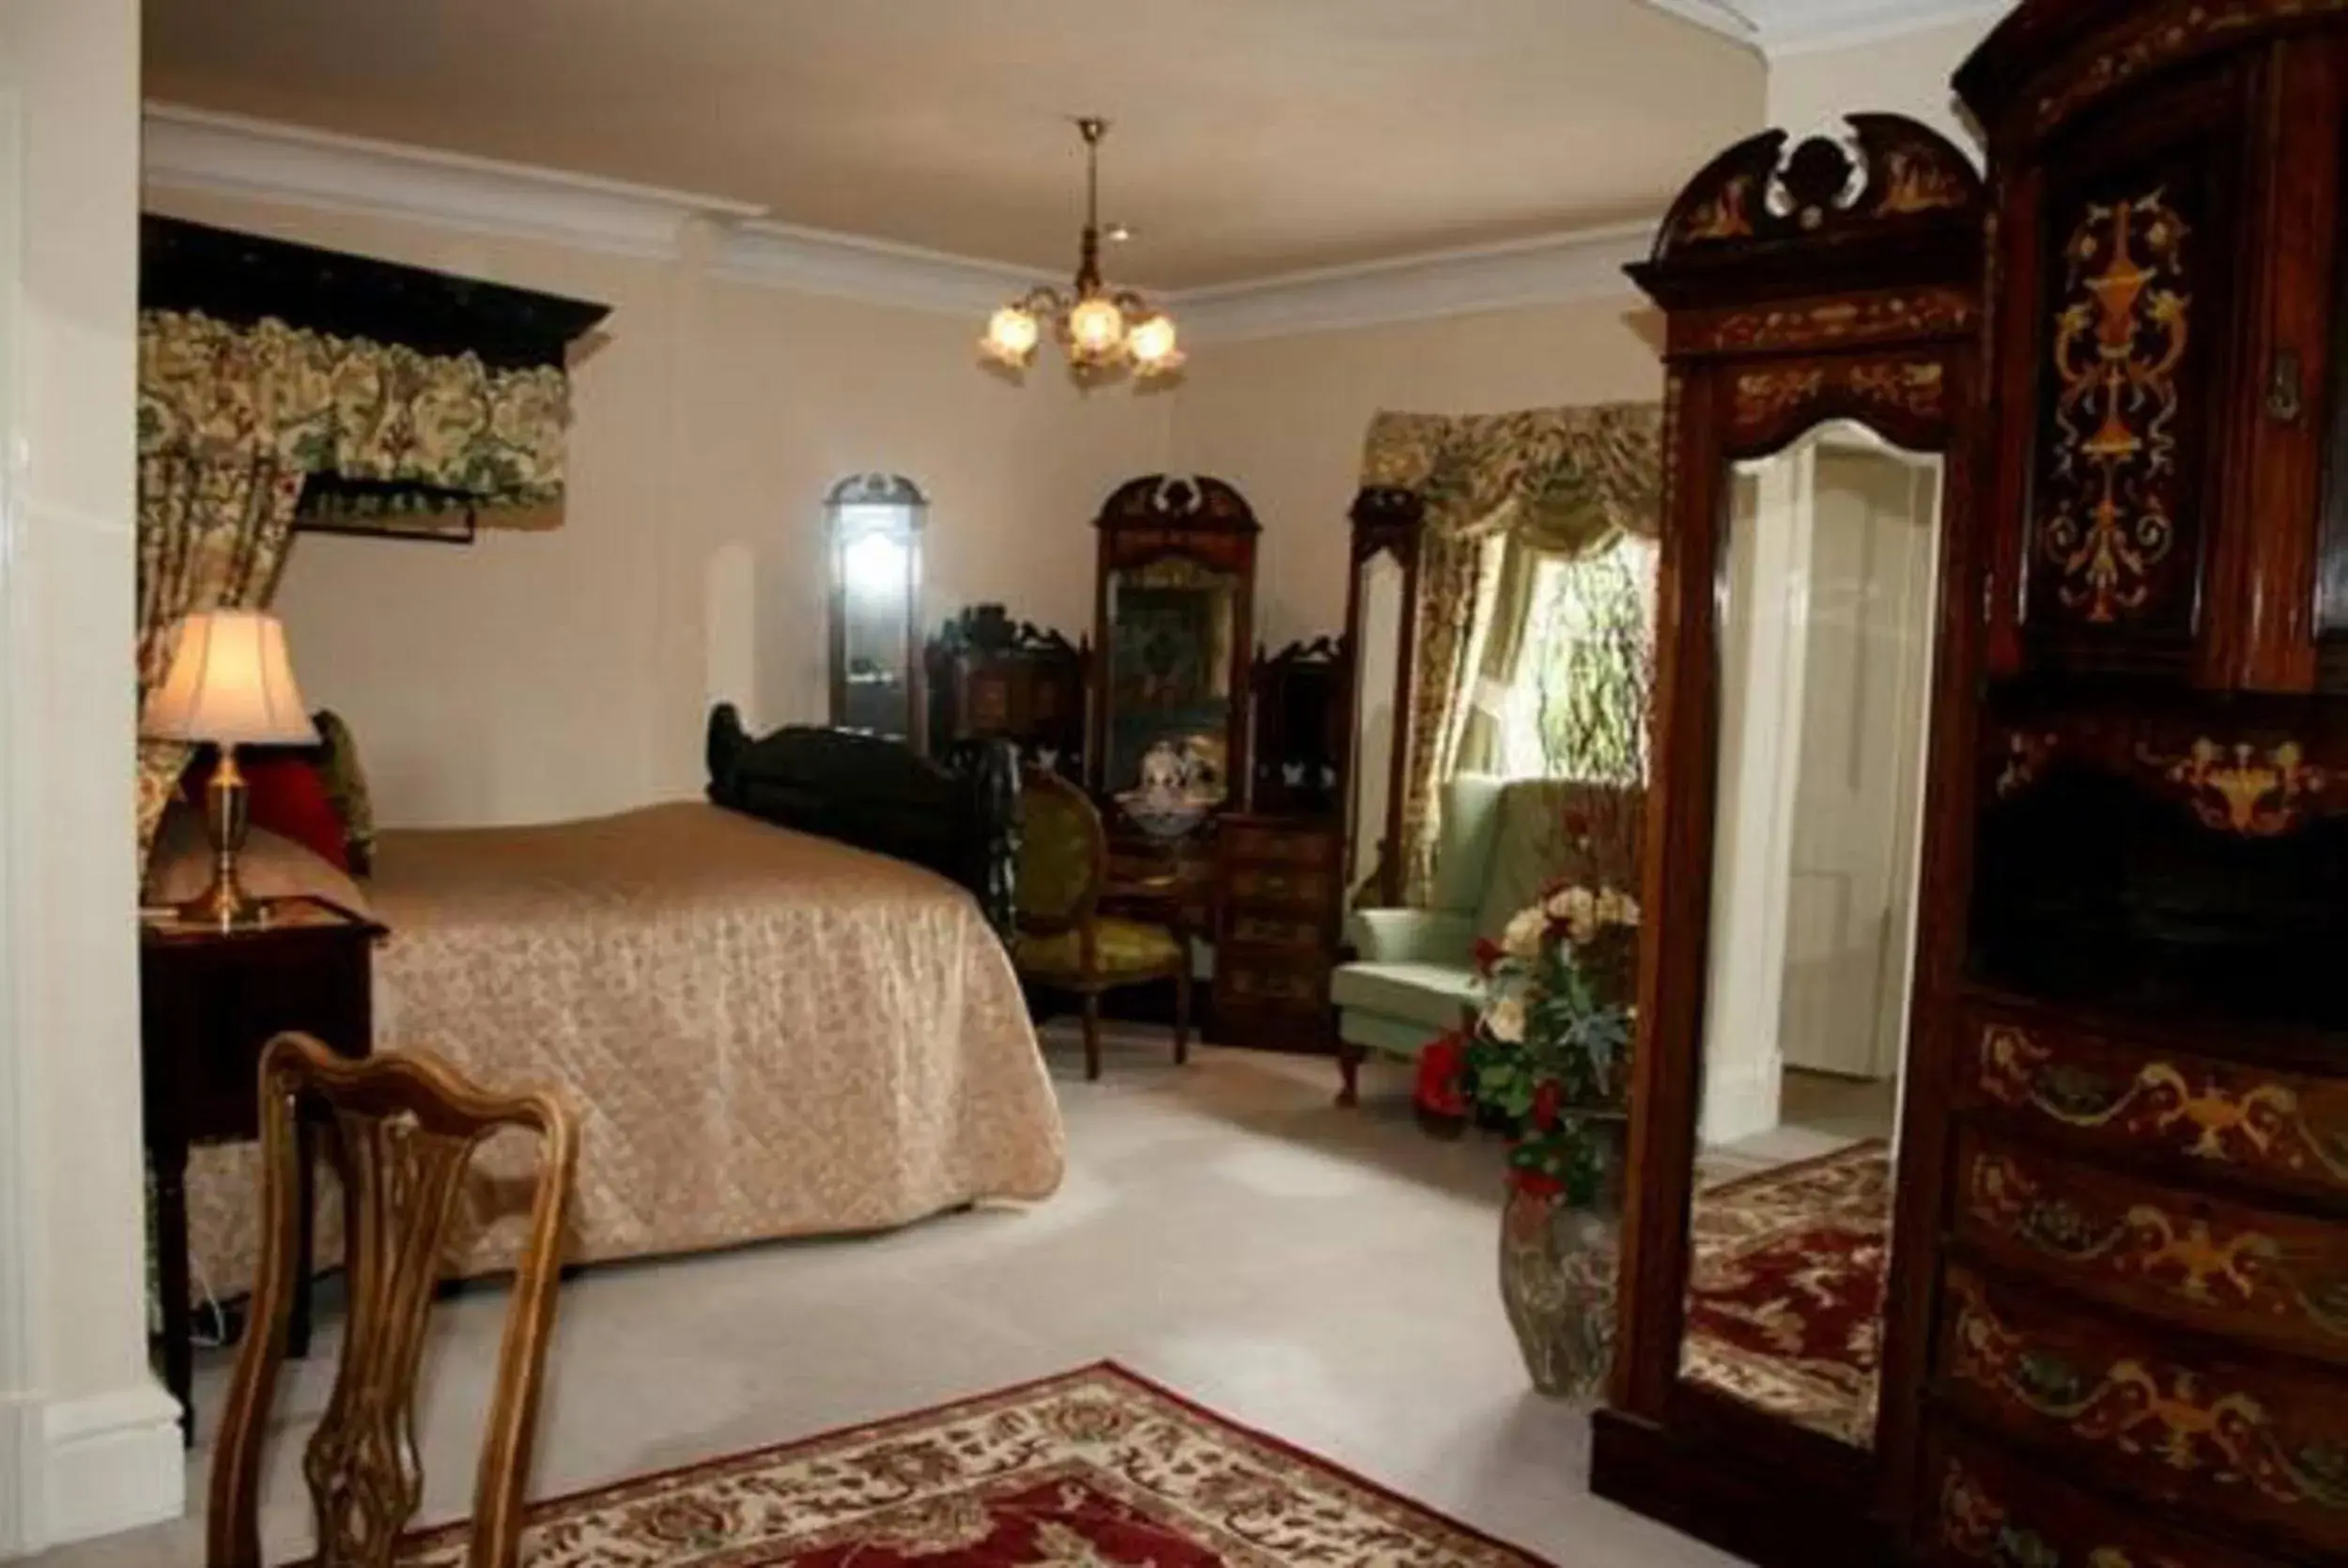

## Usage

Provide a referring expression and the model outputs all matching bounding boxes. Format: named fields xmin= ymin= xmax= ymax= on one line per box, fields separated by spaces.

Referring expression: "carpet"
xmin=1678 ymin=1141 xmax=1891 ymax=1447
xmin=394 ymin=1363 xmax=1552 ymax=1566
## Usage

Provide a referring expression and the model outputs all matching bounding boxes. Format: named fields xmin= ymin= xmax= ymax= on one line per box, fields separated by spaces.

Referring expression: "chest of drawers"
xmin=1212 ymin=813 xmax=1342 ymax=1053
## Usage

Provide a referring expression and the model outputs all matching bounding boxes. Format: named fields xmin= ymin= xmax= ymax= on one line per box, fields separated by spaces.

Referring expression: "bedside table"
xmin=139 ymin=895 xmax=383 ymax=1443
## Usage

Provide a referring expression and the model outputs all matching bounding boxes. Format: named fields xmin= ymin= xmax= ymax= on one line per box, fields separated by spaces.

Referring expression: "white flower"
xmin=1596 ymin=888 xmax=1641 ymax=930
xmin=1502 ymin=906 xmax=1547 ymax=960
xmin=1485 ymin=994 xmax=1527 ymax=1044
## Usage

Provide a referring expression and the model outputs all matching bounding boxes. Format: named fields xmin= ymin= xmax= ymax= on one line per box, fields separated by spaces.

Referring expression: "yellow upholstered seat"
xmin=1012 ymin=768 xmax=1190 ymax=1079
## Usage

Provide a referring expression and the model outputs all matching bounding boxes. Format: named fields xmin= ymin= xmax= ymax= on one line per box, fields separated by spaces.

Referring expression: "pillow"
xmin=311 ymin=709 xmax=377 ymax=876
xmin=239 ymin=754 xmax=352 ymax=872
xmin=146 ymin=803 xmax=371 ymax=918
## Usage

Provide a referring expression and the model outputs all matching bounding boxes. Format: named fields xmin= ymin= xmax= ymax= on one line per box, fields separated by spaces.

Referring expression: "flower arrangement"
xmin=1414 ymin=881 xmax=1640 ymax=1205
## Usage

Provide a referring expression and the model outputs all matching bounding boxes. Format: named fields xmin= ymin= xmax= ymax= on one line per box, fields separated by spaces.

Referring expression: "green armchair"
xmin=1332 ymin=774 xmax=1637 ymax=1100
xmin=1011 ymin=768 xmax=1191 ymax=1081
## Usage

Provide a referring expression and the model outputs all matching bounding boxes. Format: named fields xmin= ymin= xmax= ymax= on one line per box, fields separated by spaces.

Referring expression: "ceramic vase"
xmin=1497 ymin=1117 xmax=1626 ymax=1399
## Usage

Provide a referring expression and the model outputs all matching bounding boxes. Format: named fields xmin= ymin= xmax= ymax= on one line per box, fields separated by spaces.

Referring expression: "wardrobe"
xmin=1596 ymin=5 xmax=2348 ymax=1566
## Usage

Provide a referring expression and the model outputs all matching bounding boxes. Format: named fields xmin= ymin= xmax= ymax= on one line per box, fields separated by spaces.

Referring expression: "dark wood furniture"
xmin=825 ymin=472 xmax=927 ymax=748
xmin=1088 ymin=475 xmax=1259 ymax=826
xmin=704 ymin=705 xmax=1019 ymax=937
xmin=924 ymin=604 xmax=1089 ymax=779
xmin=1212 ymin=814 xmax=1344 ymax=1053
xmin=1591 ymin=114 xmax=1987 ymax=1568
xmin=1901 ymin=9 xmax=2348 ymax=1566
xmin=207 ymin=1033 xmax=578 ymax=1568
xmin=1012 ymin=768 xmax=1192 ymax=1080
xmin=139 ymin=895 xmax=383 ymax=1445
xmin=1338 ymin=486 xmax=1426 ymax=908
xmin=1247 ymin=637 xmax=1344 ymax=818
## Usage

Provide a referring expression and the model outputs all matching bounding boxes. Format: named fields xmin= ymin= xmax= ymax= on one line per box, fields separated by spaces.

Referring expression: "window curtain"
xmin=133 ymin=309 xmax=577 ymax=853
xmin=1359 ymin=401 xmax=1662 ymax=905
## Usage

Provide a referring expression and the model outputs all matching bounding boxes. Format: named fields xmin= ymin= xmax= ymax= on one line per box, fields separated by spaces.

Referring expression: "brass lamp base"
xmin=178 ymin=743 xmax=268 ymax=930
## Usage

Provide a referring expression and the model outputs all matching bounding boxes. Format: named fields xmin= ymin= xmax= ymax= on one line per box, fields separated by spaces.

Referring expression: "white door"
xmin=1776 ymin=447 xmax=1939 ymax=1081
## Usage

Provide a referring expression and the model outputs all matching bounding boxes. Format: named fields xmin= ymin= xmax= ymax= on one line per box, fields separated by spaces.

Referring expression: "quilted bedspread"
xmin=181 ymin=802 xmax=1066 ymax=1299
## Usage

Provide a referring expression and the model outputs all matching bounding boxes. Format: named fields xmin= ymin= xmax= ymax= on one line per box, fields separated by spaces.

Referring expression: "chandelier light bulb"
xmin=1127 ymin=313 xmax=1181 ymax=372
xmin=1068 ymin=295 xmax=1127 ymax=358
xmin=981 ymin=304 xmax=1042 ymax=364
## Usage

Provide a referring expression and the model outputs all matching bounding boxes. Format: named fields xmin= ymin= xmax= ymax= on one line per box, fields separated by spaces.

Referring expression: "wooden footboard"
xmin=704 ymin=706 xmax=1018 ymax=937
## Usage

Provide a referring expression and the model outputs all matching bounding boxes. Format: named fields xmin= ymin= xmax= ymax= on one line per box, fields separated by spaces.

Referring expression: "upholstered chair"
xmin=1012 ymin=768 xmax=1191 ymax=1079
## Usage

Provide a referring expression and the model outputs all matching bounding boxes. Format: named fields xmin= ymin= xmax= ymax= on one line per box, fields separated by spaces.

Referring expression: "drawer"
xmin=1954 ymin=1127 xmax=2348 ymax=1364
xmin=1963 ymin=1010 xmax=2348 ymax=1206
xmin=1924 ymin=1425 xmax=2282 ymax=1568
xmin=1939 ymin=1262 xmax=2348 ymax=1555
xmin=1216 ymin=961 xmax=1326 ymax=1008
xmin=1221 ymin=912 xmax=1328 ymax=950
xmin=1225 ymin=866 xmax=1336 ymax=912
xmin=1219 ymin=822 xmax=1339 ymax=869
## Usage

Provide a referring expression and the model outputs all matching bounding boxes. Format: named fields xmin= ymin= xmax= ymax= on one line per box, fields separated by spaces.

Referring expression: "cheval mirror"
xmin=1089 ymin=475 xmax=1259 ymax=843
xmin=826 ymin=472 xmax=927 ymax=748
xmin=1590 ymin=115 xmax=1985 ymax=1568
xmin=1341 ymin=486 xmax=1426 ymax=906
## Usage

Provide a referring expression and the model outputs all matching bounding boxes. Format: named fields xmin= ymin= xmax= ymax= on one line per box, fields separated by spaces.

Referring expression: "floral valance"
xmin=1361 ymin=402 xmax=1663 ymax=557
xmin=137 ymin=309 xmax=572 ymax=515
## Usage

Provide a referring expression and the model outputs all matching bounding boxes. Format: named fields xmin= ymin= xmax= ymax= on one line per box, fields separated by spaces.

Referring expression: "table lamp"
xmin=141 ymin=609 xmax=318 ymax=928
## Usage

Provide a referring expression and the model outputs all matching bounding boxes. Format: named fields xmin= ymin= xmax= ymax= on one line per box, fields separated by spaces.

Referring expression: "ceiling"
xmin=142 ymin=0 xmax=1766 ymax=288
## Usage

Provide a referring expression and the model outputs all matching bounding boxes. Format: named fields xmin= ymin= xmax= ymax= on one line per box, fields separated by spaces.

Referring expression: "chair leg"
xmin=1081 ymin=992 xmax=1103 ymax=1082
xmin=1173 ymin=962 xmax=1193 ymax=1066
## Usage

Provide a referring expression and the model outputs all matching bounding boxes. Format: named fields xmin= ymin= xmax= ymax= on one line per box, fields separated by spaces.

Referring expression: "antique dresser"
xmin=1923 ymin=6 xmax=2348 ymax=1565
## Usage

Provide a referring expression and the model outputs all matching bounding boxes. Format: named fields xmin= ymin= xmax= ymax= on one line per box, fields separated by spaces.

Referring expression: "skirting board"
xmin=31 ymin=1382 xmax=184 ymax=1551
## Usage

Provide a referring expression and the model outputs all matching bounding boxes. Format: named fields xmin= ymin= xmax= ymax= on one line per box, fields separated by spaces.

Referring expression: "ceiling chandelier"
xmin=979 ymin=117 xmax=1183 ymax=383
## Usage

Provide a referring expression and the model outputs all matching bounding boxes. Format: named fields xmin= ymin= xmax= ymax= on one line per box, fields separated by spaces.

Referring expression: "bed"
xmin=177 ymin=713 xmax=1062 ymax=1298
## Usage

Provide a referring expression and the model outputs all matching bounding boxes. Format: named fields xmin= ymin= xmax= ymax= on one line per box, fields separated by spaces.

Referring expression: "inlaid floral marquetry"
xmin=2037 ymin=185 xmax=2192 ymax=626
xmin=1945 ymin=1268 xmax=2348 ymax=1540
xmin=1934 ymin=1447 xmax=2254 ymax=1568
xmin=1959 ymin=1137 xmax=2348 ymax=1352
xmin=1698 ymin=291 xmax=1978 ymax=355
xmin=2137 ymin=737 xmax=2329 ymax=836
xmin=1994 ymin=730 xmax=2059 ymax=798
xmin=1728 ymin=358 xmax=1946 ymax=446
xmin=1971 ymin=1021 xmax=2348 ymax=1201
xmin=2029 ymin=0 xmax=2348 ymax=133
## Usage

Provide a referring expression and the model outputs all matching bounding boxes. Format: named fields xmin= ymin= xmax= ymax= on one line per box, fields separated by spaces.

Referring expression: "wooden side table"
xmin=138 ymin=895 xmax=382 ymax=1443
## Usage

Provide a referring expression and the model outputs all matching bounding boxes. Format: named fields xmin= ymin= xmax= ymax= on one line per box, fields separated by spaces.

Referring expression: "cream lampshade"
xmin=143 ymin=611 xmax=317 ymax=928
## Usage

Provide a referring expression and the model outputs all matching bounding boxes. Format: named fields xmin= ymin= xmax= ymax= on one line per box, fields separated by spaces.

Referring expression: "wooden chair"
xmin=207 ymin=1033 xmax=579 ymax=1568
xmin=1011 ymin=767 xmax=1192 ymax=1080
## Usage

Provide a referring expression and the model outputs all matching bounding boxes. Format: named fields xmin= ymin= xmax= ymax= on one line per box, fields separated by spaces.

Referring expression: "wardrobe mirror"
xmin=1347 ymin=548 xmax=1408 ymax=897
xmin=826 ymin=472 xmax=926 ymax=746
xmin=1101 ymin=555 xmax=1241 ymax=836
xmin=1676 ymin=419 xmax=1943 ymax=1451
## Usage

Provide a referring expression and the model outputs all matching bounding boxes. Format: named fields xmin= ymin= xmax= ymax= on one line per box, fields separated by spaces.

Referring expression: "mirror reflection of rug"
xmin=1679 ymin=1141 xmax=1892 ymax=1447
xmin=393 ymin=1364 xmax=1553 ymax=1566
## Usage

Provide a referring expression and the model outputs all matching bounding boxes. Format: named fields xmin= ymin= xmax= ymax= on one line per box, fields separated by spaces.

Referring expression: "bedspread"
xmin=182 ymin=802 xmax=1064 ymax=1298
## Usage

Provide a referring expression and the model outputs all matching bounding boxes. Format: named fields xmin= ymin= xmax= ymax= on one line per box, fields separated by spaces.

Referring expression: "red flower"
xmin=1472 ymin=937 xmax=1505 ymax=976
xmin=1413 ymin=1031 xmax=1469 ymax=1117
xmin=1531 ymin=1080 xmax=1562 ymax=1131
xmin=1507 ymin=1167 xmax=1564 ymax=1200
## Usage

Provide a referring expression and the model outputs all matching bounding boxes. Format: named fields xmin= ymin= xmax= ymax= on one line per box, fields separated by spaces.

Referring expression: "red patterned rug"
xmin=1679 ymin=1141 xmax=1891 ymax=1446
xmin=395 ymin=1364 xmax=1552 ymax=1566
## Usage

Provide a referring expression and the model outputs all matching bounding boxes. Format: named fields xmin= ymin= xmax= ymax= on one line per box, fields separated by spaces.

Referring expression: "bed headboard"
xmin=704 ymin=707 xmax=1019 ymax=937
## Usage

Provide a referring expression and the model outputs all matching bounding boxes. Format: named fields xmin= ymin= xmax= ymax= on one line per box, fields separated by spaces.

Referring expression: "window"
xmin=1491 ymin=534 xmax=1657 ymax=784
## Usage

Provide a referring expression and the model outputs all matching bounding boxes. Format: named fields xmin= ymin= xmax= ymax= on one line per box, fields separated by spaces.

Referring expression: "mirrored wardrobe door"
xmin=826 ymin=472 xmax=927 ymax=746
xmin=1347 ymin=546 xmax=1408 ymax=899
xmin=1677 ymin=420 xmax=1944 ymax=1451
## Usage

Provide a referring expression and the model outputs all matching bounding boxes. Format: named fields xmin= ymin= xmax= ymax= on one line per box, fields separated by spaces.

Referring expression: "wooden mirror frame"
xmin=1087 ymin=475 xmax=1260 ymax=811
xmin=1589 ymin=115 xmax=1987 ymax=1568
xmin=1336 ymin=485 xmax=1426 ymax=907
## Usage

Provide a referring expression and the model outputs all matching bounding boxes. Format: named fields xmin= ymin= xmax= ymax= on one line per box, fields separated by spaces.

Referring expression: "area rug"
xmin=1678 ymin=1140 xmax=1891 ymax=1446
xmin=394 ymin=1363 xmax=1552 ymax=1566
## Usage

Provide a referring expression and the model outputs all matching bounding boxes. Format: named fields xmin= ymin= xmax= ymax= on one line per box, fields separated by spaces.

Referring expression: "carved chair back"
xmin=207 ymin=1033 xmax=579 ymax=1568
xmin=1014 ymin=765 xmax=1107 ymax=940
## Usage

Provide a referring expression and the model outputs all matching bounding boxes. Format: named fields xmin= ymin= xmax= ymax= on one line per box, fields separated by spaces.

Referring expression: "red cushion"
xmin=235 ymin=755 xmax=352 ymax=872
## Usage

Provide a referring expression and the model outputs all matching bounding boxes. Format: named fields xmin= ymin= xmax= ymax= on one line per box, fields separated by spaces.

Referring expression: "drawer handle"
xmin=2268 ymin=348 xmax=2305 ymax=424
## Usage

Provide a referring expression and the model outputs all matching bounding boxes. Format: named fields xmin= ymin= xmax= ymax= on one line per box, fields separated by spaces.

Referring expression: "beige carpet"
xmin=33 ymin=1032 xmax=1742 ymax=1568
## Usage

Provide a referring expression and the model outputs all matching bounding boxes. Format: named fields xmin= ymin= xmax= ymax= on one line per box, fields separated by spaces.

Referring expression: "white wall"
xmin=0 ymin=0 xmax=184 ymax=1555
xmin=1766 ymin=12 xmax=2000 ymax=157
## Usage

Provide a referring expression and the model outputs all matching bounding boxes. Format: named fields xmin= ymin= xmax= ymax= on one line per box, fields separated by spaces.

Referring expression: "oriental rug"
xmin=1678 ymin=1140 xmax=1892 ymax=1446
xmin=393 ymin=1363 xmax=1552 ymax=1566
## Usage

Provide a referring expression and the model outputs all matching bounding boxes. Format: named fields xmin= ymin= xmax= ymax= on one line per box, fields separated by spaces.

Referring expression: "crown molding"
xmin=142 ymin=103 xmax=761 ymax=260
xmin=1174 ymin=223 xmax=1656 ymax=345
xmin=709 ymin=218 xmax=1058 ymax=317
xmin=138 ymin=102 xmax=1656 ymax=338
xmin=1638 ymin=0 xmax=2002 ymax=57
